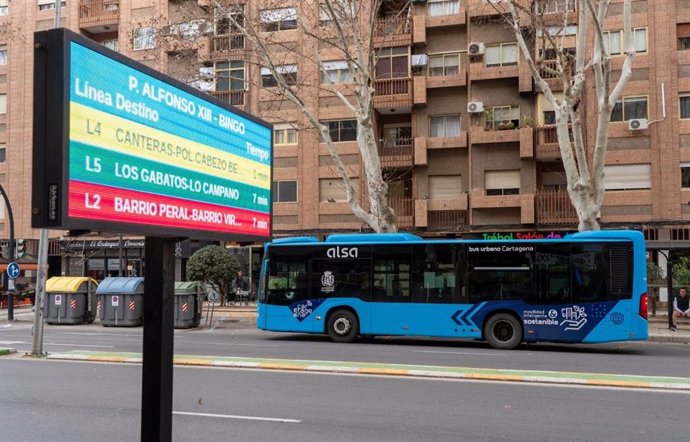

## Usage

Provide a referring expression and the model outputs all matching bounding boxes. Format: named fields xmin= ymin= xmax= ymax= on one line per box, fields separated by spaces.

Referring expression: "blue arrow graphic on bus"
xmin=451 ymin=310 xmax=464 ymax=326
xmin=451 ymin=304 xmax=483 ymax=327
xmin=459 ymin=303 xmax=483 ymax=326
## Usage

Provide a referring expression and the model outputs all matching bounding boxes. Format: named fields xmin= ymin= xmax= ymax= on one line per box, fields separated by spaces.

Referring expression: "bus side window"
xmin=535 ymin=245 xmax=571 ymax=305
xmin=373 ymin=245 xmax=412 ymax=302
xmin=411 ymin=244 xmax=465 ymax=304
xmin=571 ymin=244 xmax=609 ymax=303
xmin=267 ymin=256 xmax=308 ymax=305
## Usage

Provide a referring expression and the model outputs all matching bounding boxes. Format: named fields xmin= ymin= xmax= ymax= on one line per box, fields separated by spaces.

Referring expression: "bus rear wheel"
xmin=327 ymin=309 xmax=359 ymax=343
xmin=484 ymin=313 xmax=522 ymax=350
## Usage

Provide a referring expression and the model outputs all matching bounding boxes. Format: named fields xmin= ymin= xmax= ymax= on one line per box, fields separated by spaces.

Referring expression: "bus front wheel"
xmin=484 ymin=313 xmax=522 ymax=350
xmin=327 ymin=309 xmax=359 ymax=343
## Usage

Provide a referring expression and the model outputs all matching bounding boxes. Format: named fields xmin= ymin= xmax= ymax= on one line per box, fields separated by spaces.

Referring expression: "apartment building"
xmin=1 ymin=0 xmax=690 ymax=278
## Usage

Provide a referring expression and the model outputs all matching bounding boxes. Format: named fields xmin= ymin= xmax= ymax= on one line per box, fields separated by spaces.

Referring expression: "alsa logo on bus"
xmin=326 ymin=246 xmax=359 ymax=258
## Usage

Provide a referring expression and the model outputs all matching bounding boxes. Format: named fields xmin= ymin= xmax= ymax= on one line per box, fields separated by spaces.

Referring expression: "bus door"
xmin=264 ymin=247 xmax=311 ymax=331
xmin=408 ymin=243 xmax=468 ymax=337
xmin=257 ymin=258 xmax=269 ymax=329
xmin=310 ymin=246 xmax=372 ymax=333
xmin=370 ymin=245 xmax=414 ymax=336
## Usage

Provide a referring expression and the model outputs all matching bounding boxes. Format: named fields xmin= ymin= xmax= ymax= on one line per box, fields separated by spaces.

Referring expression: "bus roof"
xmin=268 ymin=230 xmax=644 ymax=246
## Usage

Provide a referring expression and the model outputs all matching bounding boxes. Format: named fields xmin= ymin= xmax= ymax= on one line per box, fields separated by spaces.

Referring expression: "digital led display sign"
xmin=33 ymin=29 xmax=272 ymax=242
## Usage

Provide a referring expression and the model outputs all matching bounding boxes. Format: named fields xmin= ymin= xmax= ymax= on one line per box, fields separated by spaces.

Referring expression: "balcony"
xmin=469 ymin=62 xmax=519 ymax=81
xmin=79 ymin=0 xmax=119 ymax=32
xmin=210 ymin=33 xmax=245 ymax=59
xmin=471 ymin=192 xmax=535 ymax=224
xmin=426 ymin=194 xmax=469 ymax=230
xmin=413 ymin=7 xmax=467 ymax=45
xmin=413 ymin=72 xmax=467 ymax=105
xmin=470 ymin=127 xmax=533 ymax=156
xmin=467 ymin=0 xmax=531 ymax=20
xmin=535 ymin=1 xmax=578 ymax=25
xmin=379 ymin=137 xmax=414 ymax=168
xmin=471 ymin=191 xmax=522 ymax=209
xmin=534 ymin=125 xmax=573 ymax=160
xmin=374 ymin=15 xmax=412 ymax=48
xmin=428 ymin=209 xmax=468 ymax=230
xmin=208 ymin=90 xmax=246 ymax=110
xmin=535 ymin=190 xmax=578 ymax=225
xmin=374 ymin=77 xmax=413 ymax=110
xmin=390 ymin=196 xmax=415 ymax=228
xmin=538 ymin=60 xmax=564 ymax=90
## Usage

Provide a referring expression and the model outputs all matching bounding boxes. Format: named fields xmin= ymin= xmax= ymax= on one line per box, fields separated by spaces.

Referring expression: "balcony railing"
xmin=79 ymin=0 xmax=119 ymax=28
xmin=374 ymin=15 xmax=411 ymax=38
xmin=428 ymin=210 xmax=467 ymax=230
xmin=209 ymin=90 xmax=245 ymax=108
xmin=379 ymin=137 xmax=414 ymax=168
xmin=212 ymin=34 xmax=245 ymax=52
xmin=535 ymin=190 xmax=578 ymax=225
xmin=374 ymin=77 xmax=412 ymax=109
xmin=375 ymin=77 xmax=410 ymax=96
xmin=539 ymin=60 xmax=560 ymax=79
xmin=535 ymin=124 xmax=573 ymax=159
xmin=536 ymin=124 xmax=560 ymax=144
xmin=389 ymin=196 xmax=414 ymax=228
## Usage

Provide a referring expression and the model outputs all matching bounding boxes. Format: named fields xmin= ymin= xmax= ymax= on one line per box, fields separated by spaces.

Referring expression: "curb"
xmin=647 ymin=335 xmax=690 ymax=344
xmin=43 ymin=351 xmax=690 ymax=391
xmin=0 ymin=347 xmax=16 ymax=356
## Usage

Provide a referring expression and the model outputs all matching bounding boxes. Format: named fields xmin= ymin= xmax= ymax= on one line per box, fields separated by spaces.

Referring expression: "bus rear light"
xmin=639 ymin=293 xmax=648 ymax=320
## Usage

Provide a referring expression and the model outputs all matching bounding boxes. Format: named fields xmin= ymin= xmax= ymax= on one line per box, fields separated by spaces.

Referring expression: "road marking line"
xmin=206 ymin=342 xmax=280 ymax=347
xmin=415 ymin=350 xmax=506 ymax=356
xmin=0 ymin=341 xmax=26 ymax=345
xmin=48 ymin=343 xmax=116 ymax=348
xmin=173 ymin=411 xmax=301 ymax=423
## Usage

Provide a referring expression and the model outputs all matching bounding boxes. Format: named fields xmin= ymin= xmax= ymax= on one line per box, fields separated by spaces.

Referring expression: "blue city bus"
xmin=256 ymin=230 xmax=648 ymax=349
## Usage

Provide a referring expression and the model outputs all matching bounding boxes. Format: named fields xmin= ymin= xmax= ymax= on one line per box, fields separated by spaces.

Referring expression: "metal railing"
xmin=535 ymin=190 xmax=578 ymax=225
xmin=379 ymin=137 xmax=414 ymax=168
xmin=389 ymin=196 xmax=414 ymax=227
xmin=374 ymin=77 xmax=411 ymax=96
xmin=428 ymin=210 xmax=467 ymax=230
xmin=79 ymin=0 xmax=119 ymax=22
xmin=212 ymin=34 xmax=245 ymax=52
xmin=209 ymin=90 xmax=245 ymax=107
xmin=374 ymin=15 xmax=411 ymax=37
xmin=539 ymin=59 xmax=560 ymax=79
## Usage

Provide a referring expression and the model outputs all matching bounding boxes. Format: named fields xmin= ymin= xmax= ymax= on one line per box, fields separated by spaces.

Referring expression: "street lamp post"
xmin=0 ymin=183 xmax=15 ymax=321
xmin=658 ymin=250 xmax=675 ymax=330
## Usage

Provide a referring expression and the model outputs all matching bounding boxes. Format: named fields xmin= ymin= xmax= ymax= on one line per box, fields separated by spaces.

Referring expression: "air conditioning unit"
xmin=467 ymin=101 xmax=484 ymax=113
xmin=468 ymin=42 xmax=485 ymax=56
xmin=628 ymin=118 xmax=648 ymax=131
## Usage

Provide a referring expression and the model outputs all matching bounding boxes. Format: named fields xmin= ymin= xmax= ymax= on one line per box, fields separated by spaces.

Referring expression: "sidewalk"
xmin=1 ymin=304 xmax=689 ymax=346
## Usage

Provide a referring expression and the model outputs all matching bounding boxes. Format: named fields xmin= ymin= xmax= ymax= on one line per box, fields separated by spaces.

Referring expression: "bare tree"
xmin=147 ymin=0 xmax=410 ymax=232
xmin=487 ymin=0 xmax=635 ymax=231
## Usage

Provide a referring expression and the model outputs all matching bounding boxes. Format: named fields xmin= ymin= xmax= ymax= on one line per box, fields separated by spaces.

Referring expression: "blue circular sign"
xmin=7 ymin=261 xmax=20 ymax=279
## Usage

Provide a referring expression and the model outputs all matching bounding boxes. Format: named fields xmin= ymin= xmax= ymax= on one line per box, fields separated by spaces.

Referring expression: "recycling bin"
xmin=45 ymin=277 xmax=99 ymax=325
xmin=174 ymin=282 xmax=202 ymax=329
xmin=97 ymin=277 xmax=145 ymax=327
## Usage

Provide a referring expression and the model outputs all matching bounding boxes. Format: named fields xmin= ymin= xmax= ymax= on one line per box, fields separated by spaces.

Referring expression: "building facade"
xmin=1 ymin=0 xmax=690 ymax=281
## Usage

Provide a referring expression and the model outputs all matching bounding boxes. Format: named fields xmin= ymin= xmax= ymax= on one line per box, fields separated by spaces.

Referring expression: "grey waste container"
xmin=45 ymin=277 xmax=99 ymax=325
xmin=97 ymin=277 xmax=145 ymax=327
xmin=174 ymin=282 xmax=202 ymax=329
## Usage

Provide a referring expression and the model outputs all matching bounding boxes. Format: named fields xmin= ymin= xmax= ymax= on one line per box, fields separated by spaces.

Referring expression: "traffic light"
xmin=15 ymin=239 xmax=25 ymax=259
xmin=0 ymin=244 xmax=8 ymax=260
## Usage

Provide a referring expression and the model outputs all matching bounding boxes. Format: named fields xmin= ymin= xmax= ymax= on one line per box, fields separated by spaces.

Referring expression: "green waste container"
xmin=45 ymin=277 xmax=99 ymax=325
xmin=97 ymin=277 xmax=145 ymax=327
xmin=174 ymin=282 xmax=202 ymax=329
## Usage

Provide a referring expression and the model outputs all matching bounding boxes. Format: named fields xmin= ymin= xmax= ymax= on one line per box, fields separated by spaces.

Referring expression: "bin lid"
xmin=175 ymin=281 xmax=200 ymax=295
xmin=46 ymin=276 xmax=98 ymax=293
xmin=96 ymin=277 xmax=145 ymax=295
